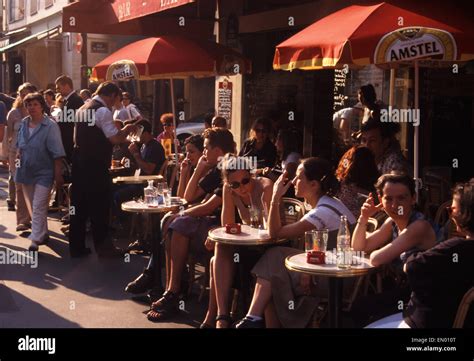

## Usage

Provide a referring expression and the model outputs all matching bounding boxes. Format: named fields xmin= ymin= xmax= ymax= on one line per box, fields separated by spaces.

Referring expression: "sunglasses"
xmin=254 ymin=128 xmax=267 ymax=134
xmin=229 ymin=178 xmax=250 ymax=189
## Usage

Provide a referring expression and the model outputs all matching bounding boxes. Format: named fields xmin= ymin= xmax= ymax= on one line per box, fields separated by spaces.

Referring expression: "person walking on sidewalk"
xmin=6 ymin=83 xmax=36 ymax=226
xmin=15 ymin=93 xmax=66 ymax=251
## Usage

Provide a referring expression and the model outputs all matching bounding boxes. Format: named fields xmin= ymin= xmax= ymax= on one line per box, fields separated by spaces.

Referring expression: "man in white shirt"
xmin=69 ymin=82 xmax=137 ymax=258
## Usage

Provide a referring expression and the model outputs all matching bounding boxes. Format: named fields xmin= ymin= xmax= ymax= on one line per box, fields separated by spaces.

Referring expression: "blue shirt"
xmin=15 ymin=115 xmax=66 ymax=187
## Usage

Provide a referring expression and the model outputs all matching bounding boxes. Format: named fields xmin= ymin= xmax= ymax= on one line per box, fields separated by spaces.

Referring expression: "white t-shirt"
xmin=302 ymin=195 xmax=356 ymax=231
xmin=91 ymin=96 xmax=119 ymax=138
xmin=113 ymin=106 xmax=131 ymax=122
xmin=282 ymin=152 xmax=301 ymax=171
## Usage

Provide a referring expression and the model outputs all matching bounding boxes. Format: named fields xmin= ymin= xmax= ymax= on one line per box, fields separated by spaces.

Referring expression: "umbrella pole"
xmin=389 ymin=69 xmax=395 ymax=107
xmin=414 ymin=60 xmax=420 ymax=202
xmin=170 ymin=77 xmax=179 ymax=163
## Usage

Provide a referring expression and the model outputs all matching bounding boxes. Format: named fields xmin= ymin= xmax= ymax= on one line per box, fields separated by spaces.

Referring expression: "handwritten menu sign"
xmin=218 ymin=79 xmax=232 ymax=125
xmin=334 ymin=69 xmax=348 ymax=111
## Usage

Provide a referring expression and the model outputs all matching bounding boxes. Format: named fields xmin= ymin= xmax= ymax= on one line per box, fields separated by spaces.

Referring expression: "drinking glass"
xmin=313 ymin=229 xmax=328 ymax=252
xmin=162 ymin=183 xmax=171 ymax=206
xmin=305 ymin=230 xmax=316 ymax=252
xmin=156 ymin=182 xmax=164 ymax=205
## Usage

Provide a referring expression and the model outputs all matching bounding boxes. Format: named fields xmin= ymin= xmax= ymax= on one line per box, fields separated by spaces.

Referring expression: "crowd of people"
xmin=0 ymin=77 xmax=472 ymax=329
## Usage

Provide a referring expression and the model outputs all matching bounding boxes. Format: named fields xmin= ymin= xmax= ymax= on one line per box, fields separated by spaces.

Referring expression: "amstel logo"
xmin=374 ymin=27 xmax=457 ymax=64
xmin=106 ymin=60 xmax=140 ymax=81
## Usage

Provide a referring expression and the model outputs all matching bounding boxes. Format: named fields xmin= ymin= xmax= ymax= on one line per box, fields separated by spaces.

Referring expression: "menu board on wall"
xmin=334 ymin=68 xmax=348 ymax=111
xmin=218 ymin=79 xmax=232 ymax=125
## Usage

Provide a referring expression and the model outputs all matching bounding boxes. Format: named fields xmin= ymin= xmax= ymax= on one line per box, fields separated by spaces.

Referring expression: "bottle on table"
xmin=144 ymin=180 xmax=157 ymax=205
xmin=336 ymin=215 xmax=352 ymax=269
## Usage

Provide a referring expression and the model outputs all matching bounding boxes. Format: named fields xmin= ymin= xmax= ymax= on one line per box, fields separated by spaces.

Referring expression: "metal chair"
xmin=453 ymin=287 xmax=474 ymax=328
xmin=280 ymin=197 xmax=308 ymax=249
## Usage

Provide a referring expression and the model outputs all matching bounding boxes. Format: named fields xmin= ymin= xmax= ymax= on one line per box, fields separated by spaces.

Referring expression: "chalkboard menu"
xmin=334 ymin=68 xmax=348 ymax=110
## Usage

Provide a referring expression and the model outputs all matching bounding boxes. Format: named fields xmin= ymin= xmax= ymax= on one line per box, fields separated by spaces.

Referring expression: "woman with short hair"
xmin=15 ymin=93 xmax=65 ymax=251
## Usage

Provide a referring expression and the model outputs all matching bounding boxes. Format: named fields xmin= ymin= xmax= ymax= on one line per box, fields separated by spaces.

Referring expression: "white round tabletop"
xmin=208 ymin=225 xmax=282 ymax=246
xmin=285 ymin=252 xmax=375 ymax=278
xmin=121 ymin=199 xmax=186 ymax=214
xmin=113 ymin=175 xmax=164 ymax=184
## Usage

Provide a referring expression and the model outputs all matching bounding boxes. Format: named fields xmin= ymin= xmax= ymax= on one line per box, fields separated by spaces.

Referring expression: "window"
xmin=9 ymin=0 xmax=25 ymax=22
xmin=30 ymin=0 xmax=38 ymax=15
xmin=45 ymin=0 xmax=54 ymax=8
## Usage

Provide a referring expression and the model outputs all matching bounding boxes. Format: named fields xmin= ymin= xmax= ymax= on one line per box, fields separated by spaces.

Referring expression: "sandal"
xmin=215 ymin=314 xmax=232 ymax=328
xmin=147 ymin=291 xmax=178 ymax=322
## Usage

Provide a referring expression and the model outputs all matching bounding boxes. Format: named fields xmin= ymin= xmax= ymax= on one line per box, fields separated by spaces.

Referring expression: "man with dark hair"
xmin=112 ymin=119 xmax=166 ymax=226
xmin=69 ymin=81 xmax=137 ymax=258
xmin=79 ymin=89 xmax=92 ymax=103
xmin=212 ymin=116 xmax=227 ymax=129
xmin=125 ymin=129 xmax=235 ymax=317
xmin=361 ymin=117 xmax=411 ymax=176
xmin=55 ymin=75 xmax=84 ymax=164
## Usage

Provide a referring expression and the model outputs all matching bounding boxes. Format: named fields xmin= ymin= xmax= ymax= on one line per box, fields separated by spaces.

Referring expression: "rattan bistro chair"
xmin=453 ymin=287 xmax=474 ymax=328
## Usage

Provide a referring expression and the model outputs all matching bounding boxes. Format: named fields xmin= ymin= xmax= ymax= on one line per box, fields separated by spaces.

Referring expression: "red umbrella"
xmin=91 ymin=36 xmax=250 ymax=158
xmin=273 ymin=2 xmax=474 ymax=195
xmin=91 ymin=36 xmax=251 ymax=81
xmin=273 ymin=2 xmax=474 ymax=70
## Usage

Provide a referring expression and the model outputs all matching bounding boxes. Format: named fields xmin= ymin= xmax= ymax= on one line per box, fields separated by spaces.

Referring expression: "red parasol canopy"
xmin=91 ymin=35 xmax=251 ymax=82
xmin=273 ymin=2 xmax=474 ymax=70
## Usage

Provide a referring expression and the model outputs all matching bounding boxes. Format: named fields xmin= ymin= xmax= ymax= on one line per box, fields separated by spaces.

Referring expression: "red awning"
xmin=62 ymin=0 xmax=208 ymax=36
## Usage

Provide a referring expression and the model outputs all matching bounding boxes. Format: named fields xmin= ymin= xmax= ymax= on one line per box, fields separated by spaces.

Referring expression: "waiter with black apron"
xmin=69 ymin=82 xmax=137 ymax=258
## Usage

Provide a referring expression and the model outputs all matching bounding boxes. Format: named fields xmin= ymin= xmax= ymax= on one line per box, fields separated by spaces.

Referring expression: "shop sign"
xmin=374 ymin=27 xmax=457 ymax=63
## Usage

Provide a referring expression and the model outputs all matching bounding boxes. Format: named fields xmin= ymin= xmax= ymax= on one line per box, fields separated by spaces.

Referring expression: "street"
xmin=0 ymin=166 xmax=205 ymax=328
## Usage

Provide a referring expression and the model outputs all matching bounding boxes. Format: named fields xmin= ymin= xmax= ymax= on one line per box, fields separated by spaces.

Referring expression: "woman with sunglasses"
xmin=200 ymin=154 xmax=273 ymax=328
xmin=367 ymin=179 xmax=474 ymax=328
xmin=239 ymin=117 xmax=277 ymax=173
xmin=234 ymin=157 xmax=355 ymax=328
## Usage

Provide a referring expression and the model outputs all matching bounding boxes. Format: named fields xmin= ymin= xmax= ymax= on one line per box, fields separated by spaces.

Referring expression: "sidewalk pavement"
xmin=0 ymin=166 xmax=206 ymax=328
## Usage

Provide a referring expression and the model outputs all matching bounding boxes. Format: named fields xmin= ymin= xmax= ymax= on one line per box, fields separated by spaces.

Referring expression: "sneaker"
xmin=28 ymin=241 xmax=39 ymax=252
xmin=16 ymin=223 xmax=31 ymax=232
xmin=234 ymin=316 xmax=265 ymax=329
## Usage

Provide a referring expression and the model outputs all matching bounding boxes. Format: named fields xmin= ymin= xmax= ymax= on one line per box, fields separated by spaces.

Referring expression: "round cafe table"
xmin=208 ymin=225 xmax=286 ymax=317
xmin=121 ymin=199 xmax=187 ymax=293
xmin=113 ymin=175 xmax=164 ymax=185
xmin=208 ymin=224 xmax=287 ymax=246
xmin=285 ymin=252 xmax=375 ymax=328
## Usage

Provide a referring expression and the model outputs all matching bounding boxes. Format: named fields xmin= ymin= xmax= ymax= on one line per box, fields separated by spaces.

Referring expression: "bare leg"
xmin=214 ymin=243 xmax=236 ymax=328
xmin=201 ymin=256 xmax=217 ymax=327
xmin=247 ymin=277 xmax=273 ymax=317
xmin=167 ymin=231 xmax=190 ymax=294
xmin=164 ymin=233 xmax=171 ymax=290
xmin=264 ymin=300 xmax=281 ymax=328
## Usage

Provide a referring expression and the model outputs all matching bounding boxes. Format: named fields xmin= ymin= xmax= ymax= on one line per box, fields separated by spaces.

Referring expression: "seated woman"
xmin=368 ymin=180 xmax=474 ymax=328
xmin=239 ymin=117 xmax=277 ymax=173
xmin=234 ymin=157 xmax=355 ymax=328
xmin=261 ymin=128 xmax=301 ymax=183
xmin=202 ymin=154 xmax=273 ymax=328
xmin=350 ymin=173 xmax=438 ymax=326
xmin=176 ymin=135 xmax=204 ymax=198
xmin=335 ymin=146 xmax=380 ymax=218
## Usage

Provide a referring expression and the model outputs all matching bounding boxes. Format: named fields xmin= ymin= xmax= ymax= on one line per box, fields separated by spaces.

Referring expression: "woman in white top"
xmin=234 ymin=157 xmax=355 ymax=328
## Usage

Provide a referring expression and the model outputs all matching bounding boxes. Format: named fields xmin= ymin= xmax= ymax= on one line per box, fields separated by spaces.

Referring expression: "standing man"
xmin=69 ymin=82 xmax=137 ymax=258
xmin=55 ymin=75 xmax=84 ymax=164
